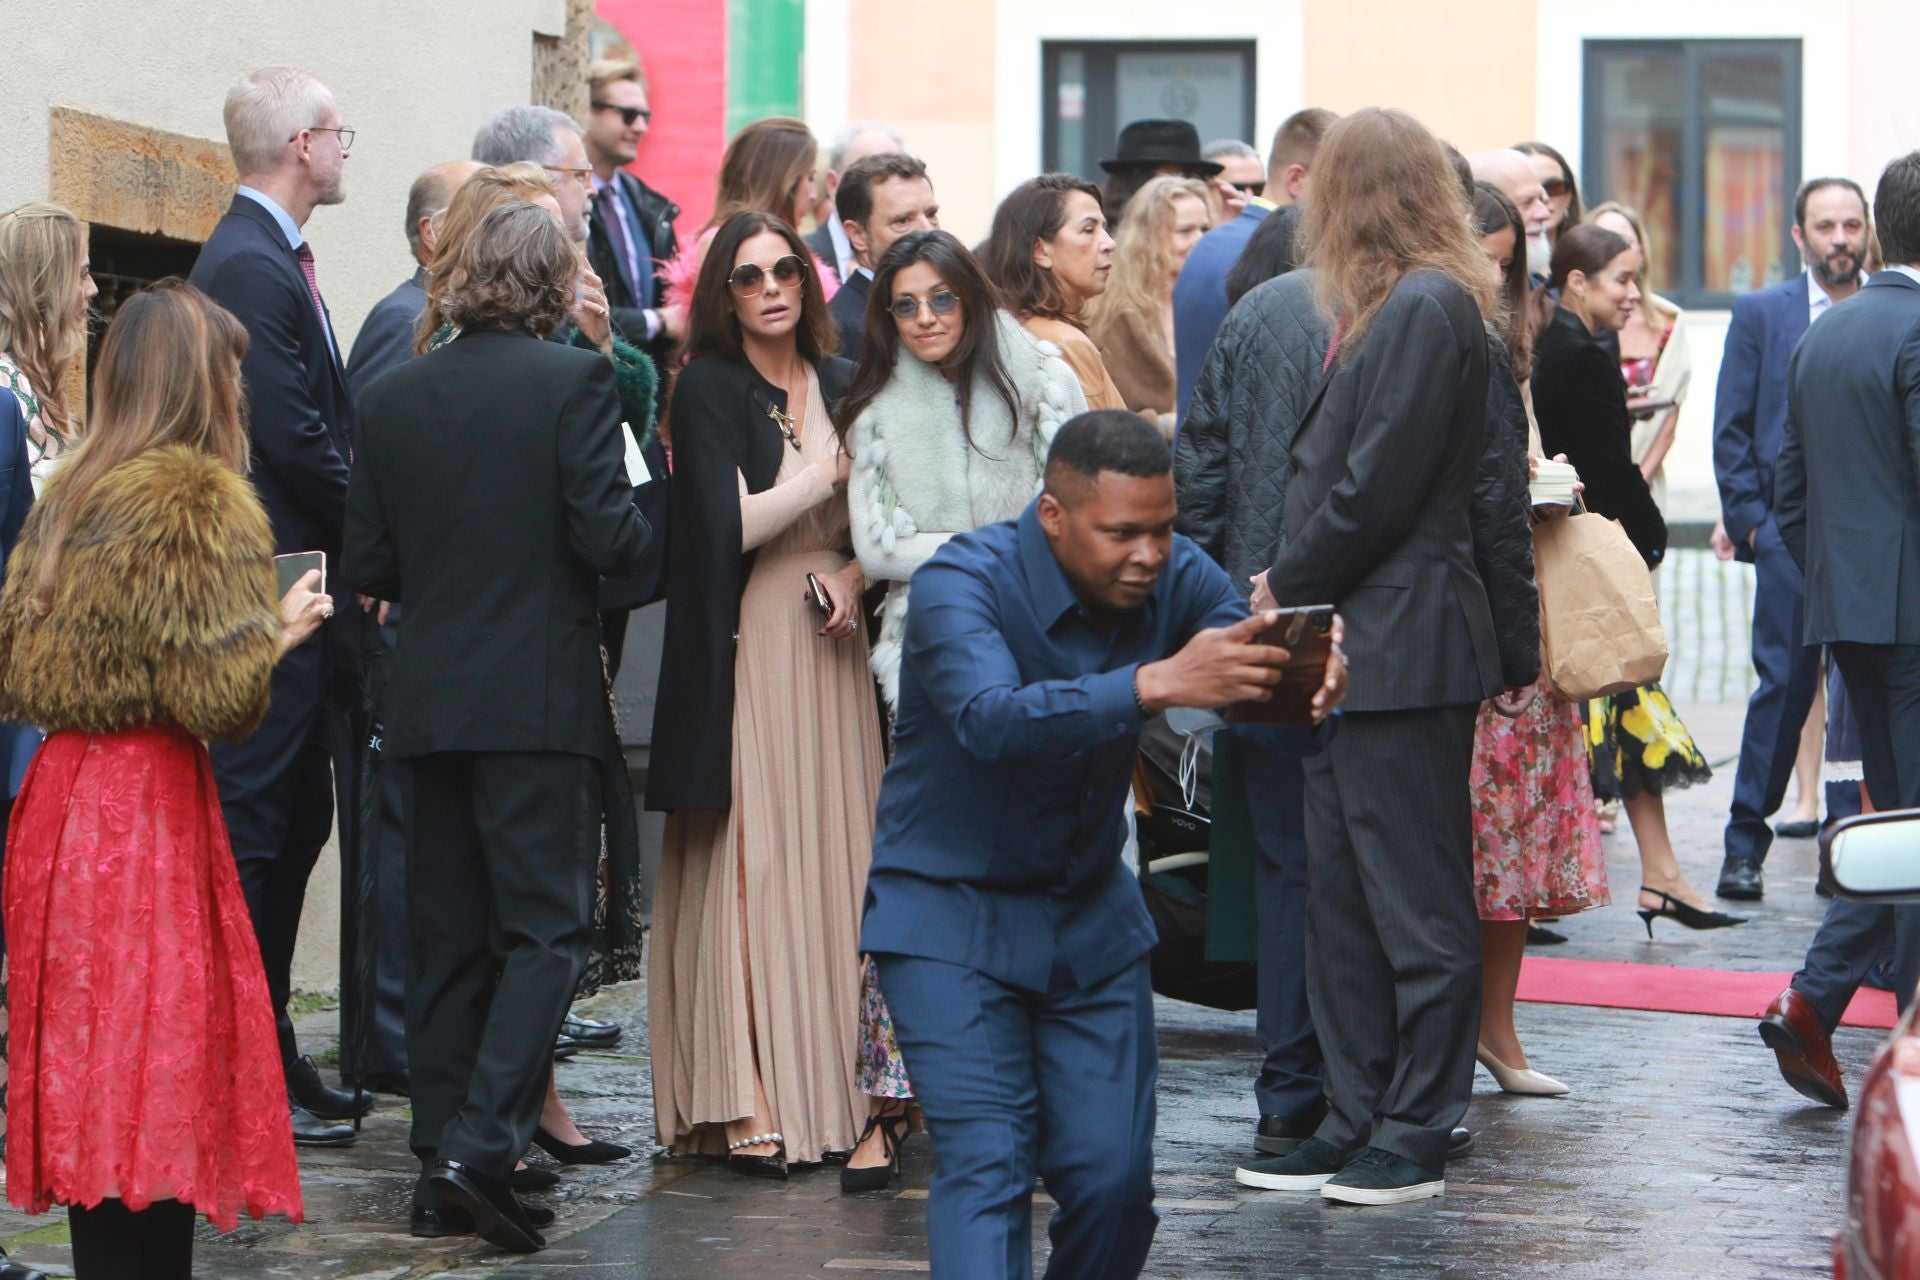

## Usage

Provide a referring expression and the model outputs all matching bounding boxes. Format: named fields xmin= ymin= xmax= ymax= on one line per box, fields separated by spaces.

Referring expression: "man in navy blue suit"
xmin=862 ymin=411 xmax=1346 ymax=1279
xmin=189 ymin=66 xmax=366 ymax=1147
xmin=1171 ymin=108 xmax=1335 ymax=426
xmin=1712 ymin=176 xmax=1871 ymax=901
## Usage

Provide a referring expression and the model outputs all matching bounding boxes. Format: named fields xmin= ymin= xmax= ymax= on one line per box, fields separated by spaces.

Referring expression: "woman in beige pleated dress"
xmin=645 ymin=210 xmax=885 ymax=1178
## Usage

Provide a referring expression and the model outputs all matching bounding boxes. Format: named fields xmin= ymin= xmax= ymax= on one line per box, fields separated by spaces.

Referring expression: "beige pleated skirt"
xmin=648 ymin=539 xmax=886 ymax=1162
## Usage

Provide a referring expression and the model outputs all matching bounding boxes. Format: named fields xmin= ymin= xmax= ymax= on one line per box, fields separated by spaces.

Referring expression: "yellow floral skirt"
xmin=1584 ymin=681 xmax=1712 ymax=801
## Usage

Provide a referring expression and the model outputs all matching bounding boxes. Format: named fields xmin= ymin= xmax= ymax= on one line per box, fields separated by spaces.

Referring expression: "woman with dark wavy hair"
xmin=980 ymin=174 xmax=1125 ymax=411
xmin=831 ymin=229 xmax=1086 ymax=1190
xmin=646 ymin=210 xmax=884 ymax=1181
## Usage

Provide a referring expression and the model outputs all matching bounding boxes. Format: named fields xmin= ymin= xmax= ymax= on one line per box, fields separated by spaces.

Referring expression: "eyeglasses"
xmin=889 ymin=290 xmax=960 ymax=321
xmin=302 ymin=125 xmax=355 ymax=151
xmin=544 ymin=164 xmax=593 ymax=189
xmin=728 ymin=254 xmax=808 ymax=295
xmin=1241 ymin=181 xmax=1266 ymax=198
xmin=1541 ymin=177 xmax=1570 ymax=198
xmin=591 ymin=101 xmax=652 ymax=127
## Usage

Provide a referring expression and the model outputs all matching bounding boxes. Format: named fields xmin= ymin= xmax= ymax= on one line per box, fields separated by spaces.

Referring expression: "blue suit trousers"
xmin=1726 ymin=516 xmax=1822 ymax=864
xmin=873 ymin=953 xmax=1159 ymax=1280
xmin=1237 ymin=734 xmax=1324 ymax=1117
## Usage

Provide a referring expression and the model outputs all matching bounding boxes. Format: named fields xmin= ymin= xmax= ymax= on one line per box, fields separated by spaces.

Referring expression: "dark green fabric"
xmin=1205 ymin=729 xmax=1259 ymax=963
xmin=569 ymin=330 xmax=658 ymax=446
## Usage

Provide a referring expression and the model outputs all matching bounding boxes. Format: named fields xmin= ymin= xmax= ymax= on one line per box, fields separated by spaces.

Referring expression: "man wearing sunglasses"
xmin=828 ymin=152 xmax=940 ymax=361
xmin=583 ymin=59 xmax=680 ymax=363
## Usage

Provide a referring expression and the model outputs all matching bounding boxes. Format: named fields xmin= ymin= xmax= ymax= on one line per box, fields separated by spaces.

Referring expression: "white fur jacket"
xmin=850 ymin=309 xmax=1088 ymax=707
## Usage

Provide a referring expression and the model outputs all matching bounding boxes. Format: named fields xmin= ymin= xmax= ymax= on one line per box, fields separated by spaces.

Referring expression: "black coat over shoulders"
xmin=344 ymin=328 xmax=650 ymax=759
xmin=646 ymin=353 xmax=854 ymax=813
xmin=1532 ymin=306 xmax=1668 ymax=566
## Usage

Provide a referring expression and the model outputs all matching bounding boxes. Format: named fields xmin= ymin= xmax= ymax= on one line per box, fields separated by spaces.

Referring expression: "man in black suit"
xmin=1234 ymin=109 xmax=1527 ymax=1206
xmin=583 ymin=59 xmax=681 ymax=364
xmin=345 ymin=203 xmax=650 ymax=1251
xmin=1760 ymin=151 xmax=1920 ymax=1110
xmin=189 ymin=66 xmax=367 ymax=1148
xmin=828 ymin=153 xmax=940 ymax=361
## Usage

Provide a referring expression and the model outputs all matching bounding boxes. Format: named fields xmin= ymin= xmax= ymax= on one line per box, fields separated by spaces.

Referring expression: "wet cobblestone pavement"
xmin=0 ymin=699 xmax=1869 ymax=1277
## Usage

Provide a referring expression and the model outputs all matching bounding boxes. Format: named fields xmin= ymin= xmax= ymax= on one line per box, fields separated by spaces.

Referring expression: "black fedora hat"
xmin=1100 ymin=119 xmax=1223 ymax=176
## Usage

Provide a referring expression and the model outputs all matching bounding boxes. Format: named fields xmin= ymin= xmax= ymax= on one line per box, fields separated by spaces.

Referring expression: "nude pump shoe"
xmin=1476 ymin=1042 xmax=1571 ymax=1096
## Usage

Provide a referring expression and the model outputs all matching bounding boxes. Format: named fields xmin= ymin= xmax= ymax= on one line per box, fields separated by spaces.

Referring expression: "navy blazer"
xmin=189 ymin=195 xmax=355 ymax=564
xmin=1712 ymin=273 xmax=1810 ymax=556
xmin=829 ymin=268 xmax=871 ymax=365
xmin=1172 ymin=202 xmax=1271 ymax=426
xmin=1775 ymin=270 xmax=1920 ymax=647
xmin=0 ymin=391 xmax=35 ymax=800
xmin=346 ymin=269 xmax=426 ymax=402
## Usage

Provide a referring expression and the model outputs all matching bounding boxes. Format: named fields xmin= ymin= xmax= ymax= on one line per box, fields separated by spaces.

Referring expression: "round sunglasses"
xmin=728 ymin=254 xmax=808 ymax=295
xmin=889 ymin=289 xmax=960 ymax=321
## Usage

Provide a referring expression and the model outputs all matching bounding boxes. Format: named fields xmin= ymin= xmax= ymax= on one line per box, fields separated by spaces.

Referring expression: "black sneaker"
xmin=1235 ymin=1137 xmax=1347 ymax=1191
xmin=1320 ymin=1146 xmax=1444 ymax=1206
xmin=1254 ymin=1098 xmax=1330 ymax=1156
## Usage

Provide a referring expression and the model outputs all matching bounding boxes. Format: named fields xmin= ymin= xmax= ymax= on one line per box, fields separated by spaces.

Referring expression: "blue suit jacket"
xmin=1172 ymin=203 xmax=1271 ymax=428
xmin=0 ymin=392 xmax=36 ymax=798
xmin=346 ymin=269 xmax=426 ymax=402
xmin=1713 ymin=274 xmax=1810 ymax=557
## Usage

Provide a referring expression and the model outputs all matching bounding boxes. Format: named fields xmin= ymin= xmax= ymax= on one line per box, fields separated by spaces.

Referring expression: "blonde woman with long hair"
xmin=0 ymin=280 xmax=329 ymax=1275
xmin=0 ymin=204 xmax=98 ymax=492
xmin=1087 ymin=174 xmax=1212 ymax=434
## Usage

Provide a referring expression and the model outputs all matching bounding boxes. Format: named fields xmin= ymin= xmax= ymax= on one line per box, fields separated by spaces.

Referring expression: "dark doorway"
xmin=86 ymin=224 xmax=201 ymax=375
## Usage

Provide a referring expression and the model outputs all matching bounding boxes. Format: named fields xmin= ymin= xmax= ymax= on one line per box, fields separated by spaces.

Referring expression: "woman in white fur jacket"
xmin=830 ymin=229 xmax=1086 ymax=1192
xmin=837 ymin=230 xmax=1088 ymax=712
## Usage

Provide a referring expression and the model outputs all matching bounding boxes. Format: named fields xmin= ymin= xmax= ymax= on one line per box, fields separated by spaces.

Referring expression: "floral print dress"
xmin=1471 ymin=682 xmax=1611 ymax=921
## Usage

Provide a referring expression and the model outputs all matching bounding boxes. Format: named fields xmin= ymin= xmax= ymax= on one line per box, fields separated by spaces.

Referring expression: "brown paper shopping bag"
xmin=1532 ymin=511 xmax=1669 ymax=700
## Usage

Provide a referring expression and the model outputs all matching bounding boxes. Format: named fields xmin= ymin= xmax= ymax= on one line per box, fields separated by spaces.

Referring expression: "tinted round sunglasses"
xmin=728 ymin=254 xmax=808 ymax=294
xmin=889 ymin=290 xmax=959 ymax=321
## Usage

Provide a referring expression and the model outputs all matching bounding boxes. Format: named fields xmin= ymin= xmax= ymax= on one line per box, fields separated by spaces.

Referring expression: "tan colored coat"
xmin=0 ymin=445 xmax=280 ymax=740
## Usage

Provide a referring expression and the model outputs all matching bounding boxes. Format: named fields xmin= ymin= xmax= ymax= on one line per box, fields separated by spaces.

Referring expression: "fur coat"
xmin=849 ymin=309 xmax=1088 ymax=706
xmin=0 ymin=444 xmax=281 ymax=741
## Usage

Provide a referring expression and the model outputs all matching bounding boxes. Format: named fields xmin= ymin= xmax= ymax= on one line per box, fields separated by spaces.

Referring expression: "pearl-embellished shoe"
xmin=1476 ymin=1043 xmax=1571 ymax=1096
xmin=727 ymin=1131 xmax=789 ymax=1180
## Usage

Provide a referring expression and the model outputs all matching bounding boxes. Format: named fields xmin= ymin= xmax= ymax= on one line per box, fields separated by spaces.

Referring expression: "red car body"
xmin=1837 ymin=1004 xmax=1920 ymax=1279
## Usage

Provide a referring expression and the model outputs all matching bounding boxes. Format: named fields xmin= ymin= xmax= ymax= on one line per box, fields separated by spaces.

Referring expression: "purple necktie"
xmin=594 ymin=183 xmax=643 ymax=303
xmin=294 ymin=243 xmax=328 ymax=329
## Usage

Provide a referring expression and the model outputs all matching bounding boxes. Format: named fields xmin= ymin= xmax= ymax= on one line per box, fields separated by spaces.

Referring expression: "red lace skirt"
xmin=3 ymin=727 xmax=302 ymax=1230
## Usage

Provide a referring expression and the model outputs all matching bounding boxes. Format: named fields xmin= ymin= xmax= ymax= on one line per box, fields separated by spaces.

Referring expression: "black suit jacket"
xmin=646 ymin=353 xmax=855 ymax=812
xmin=585 ymin=170 xmax=680 ymax=364
xmin=344 ymin=329 xmax=650 ymax=758
xmin=189 ymin=194 xmax=354 ymax=563
xmin=1268 ymin=270 xmax=1502 ymax=712
xmin=1776 ymin=270 xmax=1920 ymax=646
xmin=805 ymin=222 xmax=837 ymax=275
xmin=830 ymin=268 xmax=871 ymax=364
xmin=1532 ymin=306 xmax=1668 ymax=567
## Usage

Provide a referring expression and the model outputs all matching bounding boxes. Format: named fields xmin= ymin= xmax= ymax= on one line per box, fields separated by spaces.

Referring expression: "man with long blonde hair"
xmin=1237 ymin=107 xmax=1530 ymax=1206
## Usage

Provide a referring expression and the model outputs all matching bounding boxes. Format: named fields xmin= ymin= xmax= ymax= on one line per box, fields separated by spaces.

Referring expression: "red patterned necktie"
xmin=294 ymin=243 xmax=327 ymax=328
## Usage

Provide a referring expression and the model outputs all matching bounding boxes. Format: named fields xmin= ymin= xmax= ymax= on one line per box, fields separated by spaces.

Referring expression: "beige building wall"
xmin=1846 ymin=0 xmax=1920 ymax=199
xmin=846 ymin=0 xmax=1001 ymax=244
xmin=1302 ymin=0 xmax=1536 ymax=155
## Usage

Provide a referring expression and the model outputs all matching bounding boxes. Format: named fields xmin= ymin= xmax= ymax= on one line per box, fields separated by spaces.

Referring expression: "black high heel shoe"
xmin=1636 ymin=885 xmax=1746 ymax=937
xmin=726 ymin=1130 xmax=789 ymax=1180
xmin=532 ymin=1125 xmax=632 ymax=1165
xmin=840 ymin=1108 xmax=910 ymax=1193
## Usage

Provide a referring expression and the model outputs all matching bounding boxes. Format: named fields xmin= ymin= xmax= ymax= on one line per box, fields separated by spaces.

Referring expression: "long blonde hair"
xmin=1297 ymin=108 xmax=1497 ymax=353
xmin=415 ymin=163 xmax=560 ymax=354
xmin=708 ymin=117 xmax=817 ymax=231
xmin=0 ymin=202 xmax=89 ymax=438
xmin=33 ymin=281 xmax=251 ymax=611
xmin=1087 ymin=175 xmax=1213 ymax=335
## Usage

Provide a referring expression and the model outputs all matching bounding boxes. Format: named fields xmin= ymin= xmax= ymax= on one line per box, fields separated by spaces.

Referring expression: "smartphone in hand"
xmin=1221 ymin=603 xmax=1337 ymax=726
xmin=805 ymin=571 xmax=833 ymax=617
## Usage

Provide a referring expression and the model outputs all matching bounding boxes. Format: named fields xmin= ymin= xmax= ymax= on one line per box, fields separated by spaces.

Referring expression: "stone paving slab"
xmin=0 ymin=695 xmax=1876 ymax=1277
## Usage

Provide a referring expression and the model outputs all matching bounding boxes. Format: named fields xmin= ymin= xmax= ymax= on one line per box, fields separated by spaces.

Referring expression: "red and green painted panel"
xmin=593 ymin=0 xmax=805 ymax=242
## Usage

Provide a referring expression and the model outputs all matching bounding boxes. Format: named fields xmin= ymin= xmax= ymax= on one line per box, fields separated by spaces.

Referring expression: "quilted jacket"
xmin=1173 ymin=269 xmax=1539 ymax=689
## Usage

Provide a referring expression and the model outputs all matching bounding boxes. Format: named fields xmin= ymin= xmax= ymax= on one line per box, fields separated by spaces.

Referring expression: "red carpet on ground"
xmin=1516 ymin=956 xmax=1900 ymax=1030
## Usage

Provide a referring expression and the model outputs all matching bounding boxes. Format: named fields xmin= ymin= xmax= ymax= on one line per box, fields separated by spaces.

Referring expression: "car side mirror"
xmin=1826 ymin=810 xmax=1920 ymax=902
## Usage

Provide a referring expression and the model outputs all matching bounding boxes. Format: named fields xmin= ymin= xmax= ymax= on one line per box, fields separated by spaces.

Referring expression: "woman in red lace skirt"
xmin=0 ymin=282 xmax=330 ymax=1276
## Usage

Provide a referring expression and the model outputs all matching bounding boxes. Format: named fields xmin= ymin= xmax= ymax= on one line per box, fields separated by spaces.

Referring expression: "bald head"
xmin=1473 ymin=148 xmax=1553 ymax=236
xmin=408 ymin=160 xmax=484 ymax=265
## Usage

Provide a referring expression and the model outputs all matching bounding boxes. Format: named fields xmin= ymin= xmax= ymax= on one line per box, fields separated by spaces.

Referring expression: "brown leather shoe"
xmin=1758 ymin=988 xmax=1848 ymax=1109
